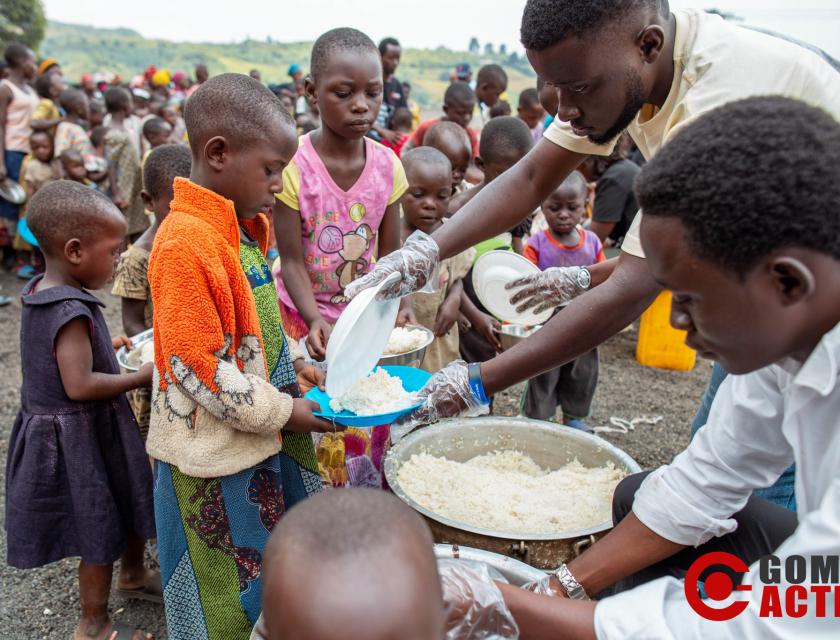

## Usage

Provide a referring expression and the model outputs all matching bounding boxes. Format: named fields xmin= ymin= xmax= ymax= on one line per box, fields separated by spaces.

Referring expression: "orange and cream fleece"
xmin=147 ymin=178 xmax=303 ymax=478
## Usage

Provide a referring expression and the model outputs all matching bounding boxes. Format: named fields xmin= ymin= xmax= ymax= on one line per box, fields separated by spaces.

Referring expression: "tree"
xmin=0 ymin=0 xmax=46 ymax=51
xmin=469 ymin=37 xmax=479 ymax=54
xmin=484 ymin=42 xmax=494 ymax=55
xmin=499 ymin=43 xmax=507 ymax=55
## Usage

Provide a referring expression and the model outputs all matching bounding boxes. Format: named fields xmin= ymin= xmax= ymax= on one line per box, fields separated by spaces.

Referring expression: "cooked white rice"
xmin=139 ymin=341 xmax=155 ymax=365
xmin=329 ymin=368 xmax=413 ymax=416
xmin=396 ymin=450 xmax=625 ymax=534
xmin=383 ymin=326 xmax=428 ymax=355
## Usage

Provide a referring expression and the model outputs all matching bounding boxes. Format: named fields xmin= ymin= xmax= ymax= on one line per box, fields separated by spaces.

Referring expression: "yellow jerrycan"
xmin=636 ymin=291 xmax=697 ymax=371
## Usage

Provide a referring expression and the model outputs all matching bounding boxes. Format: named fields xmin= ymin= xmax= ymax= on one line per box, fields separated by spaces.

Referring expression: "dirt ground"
xmin=0 ymin=270 xmax=710 ymax=639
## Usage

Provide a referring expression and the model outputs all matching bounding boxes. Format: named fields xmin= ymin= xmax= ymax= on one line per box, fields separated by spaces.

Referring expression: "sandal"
xmin=115 ymin=572 xmax=163 ymax=604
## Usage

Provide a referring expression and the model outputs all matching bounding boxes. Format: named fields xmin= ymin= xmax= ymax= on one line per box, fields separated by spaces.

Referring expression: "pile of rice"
xmin=127 ymin=340 xmax=155 ymax=367
xmin=139 ymin=341 xmax=155 ymax=365
xmin=329 ymin=368 xmax=414 ymax=416
xmin=383 ymin=326 xmax=428 ymax=355
xmin=396 ymin=450 xmax=625 ymax=534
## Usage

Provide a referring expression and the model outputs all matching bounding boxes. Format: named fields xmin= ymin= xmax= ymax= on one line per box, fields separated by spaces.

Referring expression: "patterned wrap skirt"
xmin=154 ymin=452 xmax=321 ymax=640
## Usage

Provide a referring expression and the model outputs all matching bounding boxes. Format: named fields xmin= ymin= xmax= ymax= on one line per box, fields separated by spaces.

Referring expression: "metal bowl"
xmin=116 ymin=328 xmax=153 ymax=372
xmin=377 ymin=324 xmax=435 ymax=368
xmin=497 ymin=324 xmax=541 ymax=351
xmin=385 ymin=416 xmax=641 ymax=568
xmin=0 ymin=178 xmax=26 ymax=204
xmin=434 ymin=544 xmax=545 ymax=585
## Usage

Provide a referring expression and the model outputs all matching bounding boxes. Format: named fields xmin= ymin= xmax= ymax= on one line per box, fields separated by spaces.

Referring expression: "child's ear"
xmin=204 ymin=136 xmax=228 ymax=171
xmin=304 ymin=76 xmax=317 ymax=107
xmin=474 ymin=156 xmax=485 ymax=172
xmin=64 ymin=238 xmax=83 ymax=265
xmin=140 ymin=190 xmax=154 ymax=211
xmin=768 ymin=256 xmax=815 ymax=305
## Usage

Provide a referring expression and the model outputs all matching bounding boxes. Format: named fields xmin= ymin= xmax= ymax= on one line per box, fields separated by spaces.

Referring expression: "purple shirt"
xmin=524 ymin=228 xmax=605 ymax=271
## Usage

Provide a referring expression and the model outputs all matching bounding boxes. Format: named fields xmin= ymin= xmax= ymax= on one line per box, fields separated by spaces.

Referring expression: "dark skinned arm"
xmin=120 ymin=298 xmax=148 ymax=338
xmin=433 ymin=278 xmax=464 ymax=337
xmin=377 ymin=201 xmax=401 ymax=257
xmin=273 ymin=201 xmax=324 ymax=326
xmin=434 ymin=139 xmax=587 ymax=259
xmin=273 ymin=200 xmax=331 ymax=357
xmin=498 ymin=584 xmax=598 ymax=640
xmin=460 ymin=289 xmax=502 ymax=351
xmin=0 ymin=85 xmax=11 ymax=179
xmin=497 ymin=512 xmax=686 ymax=639
xmin=380 ymin=200 xmax=417 ymax=321
xmin=482 ymin=251 xmax=660 ymax=394
xmin=55 ymin=316 xmax=151 ymax=402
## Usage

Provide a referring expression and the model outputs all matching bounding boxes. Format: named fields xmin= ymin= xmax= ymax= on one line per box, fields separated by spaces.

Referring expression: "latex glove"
xmin=506 ymin=266 xmax=590 ymax=315
xmin=344 ymin=230 xmax=440 ymax=300
xmin=390 ymin=360 xmax=489 ymax=442
xmin=439 ymin=559 xmax=520 ymax=640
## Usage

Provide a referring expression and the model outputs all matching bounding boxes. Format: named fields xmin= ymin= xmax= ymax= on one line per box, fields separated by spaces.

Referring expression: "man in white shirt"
xmin=345 ymin=1 xmax=840 ymax=504
xmin=479 ymin=96 xmax=840 ymax=639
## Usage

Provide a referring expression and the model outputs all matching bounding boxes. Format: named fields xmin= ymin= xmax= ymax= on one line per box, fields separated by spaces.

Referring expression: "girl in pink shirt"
xmin=273 ymin=28 xmax=407 ymax=489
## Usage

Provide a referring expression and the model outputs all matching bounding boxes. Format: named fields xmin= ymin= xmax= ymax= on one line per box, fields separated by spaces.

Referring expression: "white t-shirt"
xmin=543 ymin=8 xmax=840 ymax=257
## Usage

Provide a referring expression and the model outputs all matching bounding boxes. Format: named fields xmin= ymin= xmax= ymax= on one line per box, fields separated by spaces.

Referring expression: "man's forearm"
xmin=433 ymin=139 xmax=586 ymax=259
xmin=482 ymin=252 xmax=660 ymax=394
xmin=498 ymin=584 xmax=597 ymax=640
xmin=570 ymin=513 xmax=686 ymax=597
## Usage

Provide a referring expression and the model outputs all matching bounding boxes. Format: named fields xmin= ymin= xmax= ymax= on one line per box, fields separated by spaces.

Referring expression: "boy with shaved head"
xmin=259 ymin=489 xmax=445 ymax=640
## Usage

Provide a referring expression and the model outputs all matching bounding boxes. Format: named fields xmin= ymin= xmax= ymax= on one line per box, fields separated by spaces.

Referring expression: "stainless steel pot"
xmin=385 ymin=417 xmax=642 ymax=569
xmin=497 ymin=324 xmax=541 ymax=351
xmin=434 ymin=544 xmax=546 ymax=585
xmin=377 ymin=324 xmax=434 ymax=368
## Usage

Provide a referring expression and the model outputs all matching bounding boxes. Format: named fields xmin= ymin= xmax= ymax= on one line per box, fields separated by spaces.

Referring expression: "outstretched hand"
xmin=390 ymin=360 xmax=489 ymax=442
xmin=506 ymin=266 xmax=590 ymax=315
xmin=344 ymin=230 xmax=440 ymax=301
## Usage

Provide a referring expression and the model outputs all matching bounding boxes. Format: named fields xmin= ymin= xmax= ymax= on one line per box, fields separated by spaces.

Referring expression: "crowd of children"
xmin=0 ymin=27 xmax=601 ymax=636
xmin=9 ymin=2 xmax=833 ymax=637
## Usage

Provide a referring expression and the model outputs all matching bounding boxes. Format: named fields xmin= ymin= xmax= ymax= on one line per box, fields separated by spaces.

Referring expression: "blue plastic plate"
xmin=305 ymin=365 xmax=432 ymax=427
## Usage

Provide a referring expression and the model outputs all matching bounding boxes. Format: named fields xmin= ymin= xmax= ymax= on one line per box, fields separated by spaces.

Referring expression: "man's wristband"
xmin=467 ymin=362 xmax=490 ymax=405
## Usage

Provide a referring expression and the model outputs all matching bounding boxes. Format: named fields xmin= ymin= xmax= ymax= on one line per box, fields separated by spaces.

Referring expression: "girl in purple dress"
xmin=5 ymin=181 xmax=157 ymax=640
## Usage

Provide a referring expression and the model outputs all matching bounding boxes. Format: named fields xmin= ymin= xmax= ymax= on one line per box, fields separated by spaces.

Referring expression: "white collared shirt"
xmin=594 ymin=322 xmax=840 ymax=638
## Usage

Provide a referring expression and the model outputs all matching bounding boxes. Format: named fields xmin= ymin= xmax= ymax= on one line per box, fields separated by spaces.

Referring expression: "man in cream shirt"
xmin=346 ymin=1 xmax=840 ymax=483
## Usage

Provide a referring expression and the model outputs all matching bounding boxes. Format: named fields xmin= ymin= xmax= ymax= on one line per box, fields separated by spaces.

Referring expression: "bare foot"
xmin=116 ymin=567 xmax=158 ymax=591
xmin=73 ymin=618 xmax=151 ymax=640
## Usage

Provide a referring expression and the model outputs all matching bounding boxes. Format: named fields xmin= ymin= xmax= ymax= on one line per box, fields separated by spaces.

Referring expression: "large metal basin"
xmin=385 ymin=417 xmax=641 ymax=569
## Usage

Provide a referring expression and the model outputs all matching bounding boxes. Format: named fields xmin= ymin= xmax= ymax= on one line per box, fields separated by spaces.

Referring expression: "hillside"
xmin=41 ymin=21 xmax=537 ymax=109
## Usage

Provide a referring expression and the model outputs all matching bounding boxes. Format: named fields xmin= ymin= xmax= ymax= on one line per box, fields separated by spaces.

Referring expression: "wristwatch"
xmin=575 ymin=266 xmax=592 ymax=291
xmin=553 ymin=563 xmax=590 ymax=600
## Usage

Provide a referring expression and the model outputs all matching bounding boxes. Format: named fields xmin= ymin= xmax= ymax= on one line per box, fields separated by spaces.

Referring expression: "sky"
xmin=42 ymin=0 xmax=840 ymax=58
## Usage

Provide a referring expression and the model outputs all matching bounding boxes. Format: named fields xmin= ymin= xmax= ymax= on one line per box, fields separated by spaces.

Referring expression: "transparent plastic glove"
xmin=438 ymin=559 xmax=520 ymax=640
xmin=522 ymin=573 xmax=560 ymax=596
xmin=390 ymin=360 xmax=490 ymax=443
xmin=506 ymin=266 xmax=590 ymax=315
xmin=344 ymin=229 xmax=440 ymax=300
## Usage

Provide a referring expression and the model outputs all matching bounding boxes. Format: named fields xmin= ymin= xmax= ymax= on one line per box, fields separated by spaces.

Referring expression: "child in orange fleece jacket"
xmin=147 ymin=73 xmax=339 ymax=639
